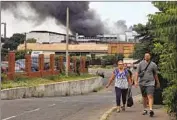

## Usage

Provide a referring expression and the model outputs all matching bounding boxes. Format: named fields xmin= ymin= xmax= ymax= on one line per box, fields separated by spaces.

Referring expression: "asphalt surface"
xmin=1 ymin=69 xmax=140 ymax=120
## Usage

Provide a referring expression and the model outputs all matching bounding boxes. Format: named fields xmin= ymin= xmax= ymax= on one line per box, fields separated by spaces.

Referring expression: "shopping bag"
xmin=127 ymin=87 xmax=134 ymax=107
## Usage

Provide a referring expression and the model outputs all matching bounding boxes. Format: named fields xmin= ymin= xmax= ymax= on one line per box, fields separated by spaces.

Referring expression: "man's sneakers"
xmin=149 ymin=110 xmax=154 ymax=117
xmin=142 ymin=110 xmax=154 ymax=117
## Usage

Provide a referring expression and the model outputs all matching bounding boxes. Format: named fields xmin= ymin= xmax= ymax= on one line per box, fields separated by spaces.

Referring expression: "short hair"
xmin=145 ymin=52 xmax=151 ymax=56
xmin=117 ymin=59 xmax=123 ymax=62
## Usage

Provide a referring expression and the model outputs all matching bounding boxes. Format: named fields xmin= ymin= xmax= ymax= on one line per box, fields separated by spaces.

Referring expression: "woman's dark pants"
xmin=115 ymin=87 xmax=128 ymax=106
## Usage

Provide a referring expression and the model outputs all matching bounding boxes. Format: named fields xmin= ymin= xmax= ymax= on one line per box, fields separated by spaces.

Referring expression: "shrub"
xmin=163 ymin=83 xmax=177 ymax=118
xmin=1 ymin=73 xmax=8 ymax=81
xmin=15 ymin=50 xmax=32 ymax=60
xmin=26 ymin=38 xmax=37 ymax=43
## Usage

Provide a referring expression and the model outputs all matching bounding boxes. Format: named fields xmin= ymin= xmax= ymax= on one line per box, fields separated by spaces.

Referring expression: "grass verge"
xmin=1 ymin=73 xmax=97 ymax=90
xmin=89 ymin=65 xmax=115 ymax=69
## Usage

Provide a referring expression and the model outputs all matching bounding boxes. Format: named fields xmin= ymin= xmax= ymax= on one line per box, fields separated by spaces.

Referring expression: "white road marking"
xmin=48 ymin=104 xmax=56 ymax=107
xmin=3 ymin=108 xmax=41 ymax=120
xmin=26 ymin=108 xmax=40 ymax=113
xmin=2 ymin=116 xmax=16 ymax=120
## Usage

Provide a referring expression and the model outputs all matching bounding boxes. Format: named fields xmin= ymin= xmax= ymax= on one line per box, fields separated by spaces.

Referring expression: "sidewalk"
xmin=108 ymin=103 xmax=170 ymax=120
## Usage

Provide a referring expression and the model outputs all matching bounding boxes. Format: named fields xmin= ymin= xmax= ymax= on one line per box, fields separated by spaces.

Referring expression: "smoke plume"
xmin=114 ymin=20 xmax=128 ymax=34
xmin=1 ymin=1 xmax=105 ymax=37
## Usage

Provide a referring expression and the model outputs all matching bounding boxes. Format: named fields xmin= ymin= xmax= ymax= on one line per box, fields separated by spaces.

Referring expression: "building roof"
xmin=18 ymin=43 xmax=108 ymax=52
xmin=29 ymin=30 xmax=74 ymax=37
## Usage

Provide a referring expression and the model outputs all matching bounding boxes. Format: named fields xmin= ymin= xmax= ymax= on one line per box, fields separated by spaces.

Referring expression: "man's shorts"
xmin=139 ymin=86 xmax=155 ymax=97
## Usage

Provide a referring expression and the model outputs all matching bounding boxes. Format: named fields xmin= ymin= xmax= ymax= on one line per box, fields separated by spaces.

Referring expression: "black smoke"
xmin=114 ymin=20 xmax=128 ymax=34
xmin=1 ymin=1 xmax=105 ymax=37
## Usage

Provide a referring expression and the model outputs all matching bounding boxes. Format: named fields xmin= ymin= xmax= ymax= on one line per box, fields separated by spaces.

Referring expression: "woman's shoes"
xmin=122 ymin=106 xmax=125 ymax=111
xmin=116 ymin=106 xmax=126 ymax=113
xmin=116 ymin=106 xmax=121 ymax=113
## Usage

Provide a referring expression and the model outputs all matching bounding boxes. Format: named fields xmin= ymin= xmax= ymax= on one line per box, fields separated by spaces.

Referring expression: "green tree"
xmin=1 ymin=33 xmax=26 ymax=60
xmin=2 ymin=33 xmax=25 ymax=50
xmin=133 ymin=2 xmax=177 ymax=117
xmin=26 ymin=38 xmax=37 ymax=43
xmin=132 ymin=23 xmax=155 ymax=60
xmin=149 ymin=1 xmax=177 ymax=117
xmin=15 ymin=50 xmax=32 ymax=60
xmin=1 ymin=37 xmax=7 ymax=43
xmin=1 ymin=48 xmax=9 ymax=61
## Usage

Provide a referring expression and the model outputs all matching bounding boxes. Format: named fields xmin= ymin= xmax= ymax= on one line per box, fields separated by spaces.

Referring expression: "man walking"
xmin=135 ymin=52 xmax=160 ymax=117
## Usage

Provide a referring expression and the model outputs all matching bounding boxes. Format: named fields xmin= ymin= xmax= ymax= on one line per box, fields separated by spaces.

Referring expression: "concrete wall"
xmin=108 ymin=43 xmax=135 ymax=57
xmin=49 ymin=33 xmax=64 ymax=43
xmin=27 ymin=32 xmax=50 ymax=43
xmin=1 ymin=77 xmax=103 ymax=100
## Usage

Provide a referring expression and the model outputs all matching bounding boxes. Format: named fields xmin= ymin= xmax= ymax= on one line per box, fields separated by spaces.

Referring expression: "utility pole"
xmin=65 ymin=7 xmax=69 ymax=77
xmin=24 ymin=32 xmax=27 ymax=54
xmin=1 ymin=22 xmax=6 ymax=38
xmin=0 ymin=2 xmax=2 ymax=119
xmin=117 ymin=34 xmax=119 ymax=54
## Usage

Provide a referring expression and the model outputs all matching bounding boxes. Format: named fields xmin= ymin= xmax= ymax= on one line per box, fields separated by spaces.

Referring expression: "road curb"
xmin=99 ymin=94 xmax=142 ymax=120
xmin=1 ymin=77 xmax=103 ymax=100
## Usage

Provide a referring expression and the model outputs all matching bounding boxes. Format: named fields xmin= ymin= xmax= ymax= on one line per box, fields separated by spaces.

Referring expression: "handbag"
xmin=139 ymin=61 xmax=151 ymax=78
xmin=127 ymin=86 xmax=134 ymax=107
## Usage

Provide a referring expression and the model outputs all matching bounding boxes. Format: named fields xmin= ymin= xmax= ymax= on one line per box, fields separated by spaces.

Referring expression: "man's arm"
xmin=153 ymin=64 xmax=160 ymax=87
xmin=128 ymin=70 xmax=133 ymax=84
xmin=128 ymin=74 xmax=132 ymax=85
xmin=154 ymin=74 xmax=160 ymax=84
xmin=126 ymin=70 xmax=132 ymax=85
xmin=135 ymin=64 xmax=141 ymax=86
xmin=106 ymin=73 xmax=115 ymax=88
xmin=135 ymin=72 xmax=139 ymax=85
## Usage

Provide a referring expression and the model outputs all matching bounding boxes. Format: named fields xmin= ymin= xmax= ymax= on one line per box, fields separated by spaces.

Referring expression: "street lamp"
xmin=65 ymin=7 xmax=69 ymax=77
xmin=22 ymin=32 xmax=27 ymax=53
xmin=24 ymin=32 xmax=27 ymax=54
xmin=117 ymin=34 xmax=120 ymax=54
xmin=1 ymin=22 xmax=6 ymax=38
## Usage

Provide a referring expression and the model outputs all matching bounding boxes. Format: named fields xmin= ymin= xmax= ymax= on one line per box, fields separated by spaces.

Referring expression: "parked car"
xmin=1 ymin=61 xmax=22 ymax=73
xmin=16 ymin=59 xmax=39 ymax=72
xmin=1 ymin=61 xmax=8 ymax=73
xmin=15 ymin=58 xmax=52 ymax=72
xmin=63 ymin=62 xmax=74 ymax=69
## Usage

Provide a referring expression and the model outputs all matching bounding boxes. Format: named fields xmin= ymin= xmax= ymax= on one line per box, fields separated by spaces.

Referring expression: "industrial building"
xmin=26 ymin=31 xmax=75 ymax=44
xmin=21 ymin=30 xmax=138 ymax=58
xmin=26 ymin=30 xmax=139 ymax=44
xmin=18 ymin=42 xmax=135 ymax=58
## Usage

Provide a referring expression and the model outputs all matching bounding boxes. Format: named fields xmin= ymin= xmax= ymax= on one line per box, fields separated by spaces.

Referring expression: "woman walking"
xmin=106 ymin=60 xmax=132 ymax=112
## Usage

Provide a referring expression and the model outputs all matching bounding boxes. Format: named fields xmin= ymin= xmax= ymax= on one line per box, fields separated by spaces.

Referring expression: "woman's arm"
xmin=106 ymin=73 xmax=115 ymax=88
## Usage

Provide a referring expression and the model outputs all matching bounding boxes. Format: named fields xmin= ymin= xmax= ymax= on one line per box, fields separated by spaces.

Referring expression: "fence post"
xmin=25 ymin=54 xmax=31 ymax=76
xmin=39 ymin=54 xmax=44 ymax=77
xmin=68 ymin=55 xmax=71 ymax=72
xmin=59 ymin=56 xmax=63 ymax=73
xmin=83 ymin=56 xmax=86 ymax=73
xmin=50 ymin=54 xmax=55 ymax=74
xmin=7 ymin=51 xmax=15 ymax=80
xmin=80 ymin=56 xmax=83 ymax=73
xmin=73 ymin=56 xmax=77 ymax=73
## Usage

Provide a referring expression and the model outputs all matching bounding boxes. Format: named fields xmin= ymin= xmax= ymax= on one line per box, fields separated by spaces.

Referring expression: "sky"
xmin=1 ymin=2 xmax=159 ymax=37
xmin=89 ymin=2 xmax=158 ymax=27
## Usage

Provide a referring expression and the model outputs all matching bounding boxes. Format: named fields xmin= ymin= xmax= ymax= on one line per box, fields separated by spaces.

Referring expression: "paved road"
xmin=2 ymin=69 xmax=140 ymax=120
